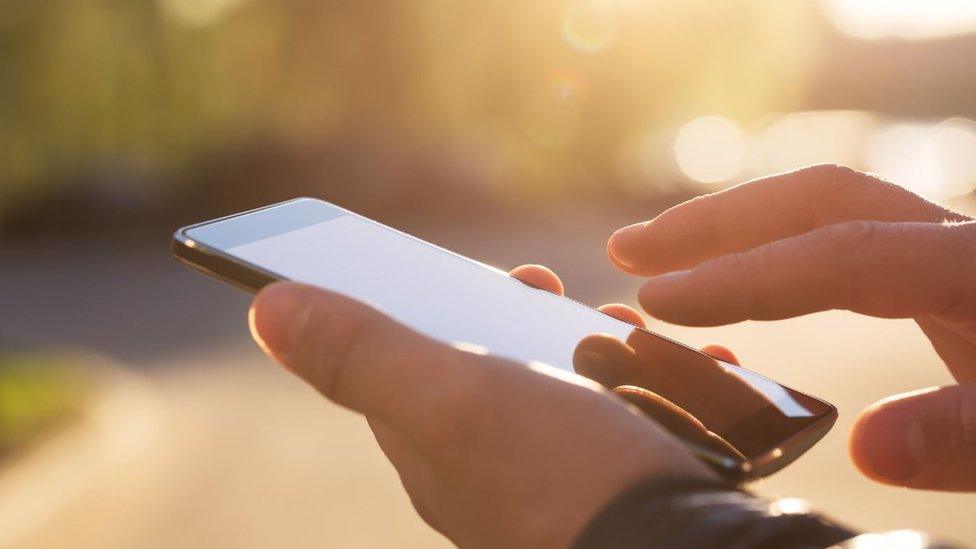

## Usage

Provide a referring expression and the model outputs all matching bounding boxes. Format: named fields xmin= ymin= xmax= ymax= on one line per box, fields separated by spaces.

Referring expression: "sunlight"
xmin=922 ymin=118 xmax=976 ymax=198
xmin=561 ymin=0 xmax=617 ymax=52
xmin=520 ymin=73 xmax=584 ymax=149
xmin=749 ymin=111 xmax=877 ymax=175
xmin=865 ymin=118 xmax=976 ymax=200
xmin=673 ymin=116 xmax=746 ymax=185
xmin=158 ymin=0 xmax=245 ymax=26
xmin=822 ymin=0 xmax=976 ymax=40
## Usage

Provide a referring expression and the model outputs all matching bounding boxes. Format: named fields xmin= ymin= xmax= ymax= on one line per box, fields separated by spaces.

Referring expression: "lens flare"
xmin=674 ymin=115 xmax=746 ymax=185
xmin=562 ymin=1 xmax=617 ymax=53
xmin=520 ymin=71 xmax=585 ymax=149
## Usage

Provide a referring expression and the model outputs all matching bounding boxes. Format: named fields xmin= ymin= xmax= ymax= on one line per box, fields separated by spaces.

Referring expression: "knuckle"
xmin=796 ymin=164 xmax=872 ymax=199
xmin=727 ymin=251 xmax=765 ymax=318
xmin=946 ymin=390 xmax=976 ymax=465
xmin=797 ymin=163 xmax=863 ymax=184
xmin=717 ymin=246 xmax=778 ymax=320
xmin=821 ymin=219 xmax=881 ymax=254
xmin=819 ymin=221 xmax=891 ymax=312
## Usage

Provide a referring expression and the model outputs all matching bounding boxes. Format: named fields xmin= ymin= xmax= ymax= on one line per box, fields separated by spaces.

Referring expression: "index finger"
xmin=608 ymin=164 xmax=969 ymax=276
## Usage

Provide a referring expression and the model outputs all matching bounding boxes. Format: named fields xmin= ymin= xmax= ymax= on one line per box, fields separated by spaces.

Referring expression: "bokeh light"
xmin=864 ymin=118 xmax=976 ymax=200
xmin=158 ymin=0 xmax=245 ymax=26
xmin=561 ymin=0 xmax=617 ymax=52
xmin=749 ymin=111 xmax=877 ymax=175
xmin=673 ymin=116 xmax=747 ymax=185
xmin=822 ymin=0 xmax=976 ymax=40
xmin=616 ymin=130 xmax=683 ymax=196
xmin=922 ymin=118 xmax=976 ymax=198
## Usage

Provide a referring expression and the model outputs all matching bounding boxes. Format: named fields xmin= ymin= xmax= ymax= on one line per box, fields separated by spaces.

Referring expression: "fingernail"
xmin=645 ymin=270 xmax=691 ymax=285
xmin=858 ymin=409 xmax=926 ymax=482
xmin=252 ymin=285 xmax=313 ymax=359
xmin=608 ymin=222 xmax=647 ymax=268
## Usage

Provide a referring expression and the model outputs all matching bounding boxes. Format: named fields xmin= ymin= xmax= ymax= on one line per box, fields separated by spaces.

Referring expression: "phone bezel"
xmin=172 ymin=197 xmax=838 ymax=481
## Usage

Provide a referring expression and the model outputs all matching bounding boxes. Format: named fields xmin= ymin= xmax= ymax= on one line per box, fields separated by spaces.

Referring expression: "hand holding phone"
xmin=249 ymin=280 xmax=715 ymax=548
xmin=173 ymin=198 xmax=836 ymax=479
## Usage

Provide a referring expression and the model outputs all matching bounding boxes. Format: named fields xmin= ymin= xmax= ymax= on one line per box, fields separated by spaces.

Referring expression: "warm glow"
xmin=158 ymin=0 xmax=245 ymax=26
xmin=749 ymin=111 xmax=877 ymax=175
xmin=865 ymin=118 xmax=976 ymax=200
xmin=561 ymin=0 xmax=617 ymax=52
xmin=520 ymin=74 xmax=584 ymax=149
xmin=674 ymin=116 xmax=746 ymax=185
xmin=822 ymin=0 xmax=976 ymax=40
xmin=922 ymin=118 xmax=976 ymax=198
xmin=770 ymin=497 xmax=810 ymax=516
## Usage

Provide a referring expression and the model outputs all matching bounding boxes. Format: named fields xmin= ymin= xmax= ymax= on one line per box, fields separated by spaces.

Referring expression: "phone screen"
xmin=183 ymin=199 xmax=834 ymax=470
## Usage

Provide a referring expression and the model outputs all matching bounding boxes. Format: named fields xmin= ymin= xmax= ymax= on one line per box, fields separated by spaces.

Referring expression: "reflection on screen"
xmin=200 ymin=210 xmax=829 ymax=460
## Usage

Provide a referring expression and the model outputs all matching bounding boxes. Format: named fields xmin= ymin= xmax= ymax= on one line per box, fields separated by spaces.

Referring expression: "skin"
xmin=245 ymin=162 xmax=976 ymax=545
xmin=606 ymin=164 xmax=976 ymax=492
xmin=249 ymin=276 xmax=718 ymax=548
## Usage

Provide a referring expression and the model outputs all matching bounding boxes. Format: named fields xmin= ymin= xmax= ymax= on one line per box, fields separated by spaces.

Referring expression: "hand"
xmin=510 ymin=265 xmax=751 ymax=459
xmin=606 ymin=164 xmax=976 ymax=491
xmin=249 ymin=281 xmax=714 ymax=548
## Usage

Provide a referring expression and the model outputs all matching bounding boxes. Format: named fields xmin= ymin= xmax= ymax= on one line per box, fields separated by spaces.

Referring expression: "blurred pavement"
xmin=1 ymin=209 xmax=974 ymax=547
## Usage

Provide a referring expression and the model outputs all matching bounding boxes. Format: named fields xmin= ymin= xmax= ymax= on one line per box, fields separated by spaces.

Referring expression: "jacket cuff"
xmin=573 ymin=476 xmax=855 ymax=549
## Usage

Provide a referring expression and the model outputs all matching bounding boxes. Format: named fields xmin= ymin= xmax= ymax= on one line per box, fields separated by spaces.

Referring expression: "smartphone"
xmin=172 ymin=197 xmax=836 ymax=480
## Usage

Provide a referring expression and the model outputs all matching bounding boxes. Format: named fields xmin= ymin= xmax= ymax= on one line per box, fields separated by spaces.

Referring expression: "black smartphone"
xmin=173 ymin=197 xmax=836 ymax=480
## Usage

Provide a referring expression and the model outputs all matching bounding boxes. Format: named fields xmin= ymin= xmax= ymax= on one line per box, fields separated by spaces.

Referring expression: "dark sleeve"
xmin=573 ymin=476 xmax=928 ymax=549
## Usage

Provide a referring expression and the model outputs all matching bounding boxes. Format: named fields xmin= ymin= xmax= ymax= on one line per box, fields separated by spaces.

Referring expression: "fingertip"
xmin=848 ymin=403 xmax=926 ymax=486
xmin=510 ymin=264 xmax=564 ymax=295
xmin=700 ymin=344 xmax=738 ymax=365
xmin=597 ymin=303 xmax=646 ymax=328
xmin=250 ymin=282 xmax=313 ymax=362
xmin=607 ymin=222 xmax=649 ymax=274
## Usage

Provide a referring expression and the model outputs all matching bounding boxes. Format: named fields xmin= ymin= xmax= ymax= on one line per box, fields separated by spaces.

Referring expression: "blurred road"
xmin=1 ymin=209 xmax=974 ymax=547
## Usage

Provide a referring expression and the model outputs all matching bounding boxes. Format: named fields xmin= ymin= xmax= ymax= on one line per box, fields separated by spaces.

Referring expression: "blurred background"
xmin=2 ymin=0 xmax=976 ymax=546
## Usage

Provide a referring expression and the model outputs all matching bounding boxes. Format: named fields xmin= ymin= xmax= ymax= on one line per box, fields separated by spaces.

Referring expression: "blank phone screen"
xmin=185 ymin=199 xmax=833 ymax=463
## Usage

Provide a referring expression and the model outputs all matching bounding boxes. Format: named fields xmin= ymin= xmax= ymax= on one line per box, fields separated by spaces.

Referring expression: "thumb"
xmin=249 ymin=281 xmax=484 ymax=440
xmin=849 ymin=385 xmax=976 ymax=491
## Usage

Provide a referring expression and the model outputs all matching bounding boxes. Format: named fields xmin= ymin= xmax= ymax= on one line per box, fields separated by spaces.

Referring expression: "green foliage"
xmin=0 ymin=0 xmax=821 ymax=206
xmin=0 ymin=353 xmax=86 ymax=455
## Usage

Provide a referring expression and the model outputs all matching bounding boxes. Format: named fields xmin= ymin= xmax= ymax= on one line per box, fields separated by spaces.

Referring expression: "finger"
xmin=638 ymin=221 xmax=976 ymax=326
xmin=597 ymin=303 xmax=646 ymax=328
xmin=614 ymin=386 xmax=744 ymax=461
xmin=573 ymin=333 xmax=769 ymax=430
xmin=573 ymin=333 xmax=636 ymax=388
xmin=700 ymin=344 xmax=738 ymax=365
xmin=250 ymin=281 xmax=486 ymax=438
xmin=510 ymin=264 xmax=564 ymax=295
xmin=608 ymin=165 xmax=969 ymax=276
xmin=849 ymin=385 xmax=976 ymax=491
